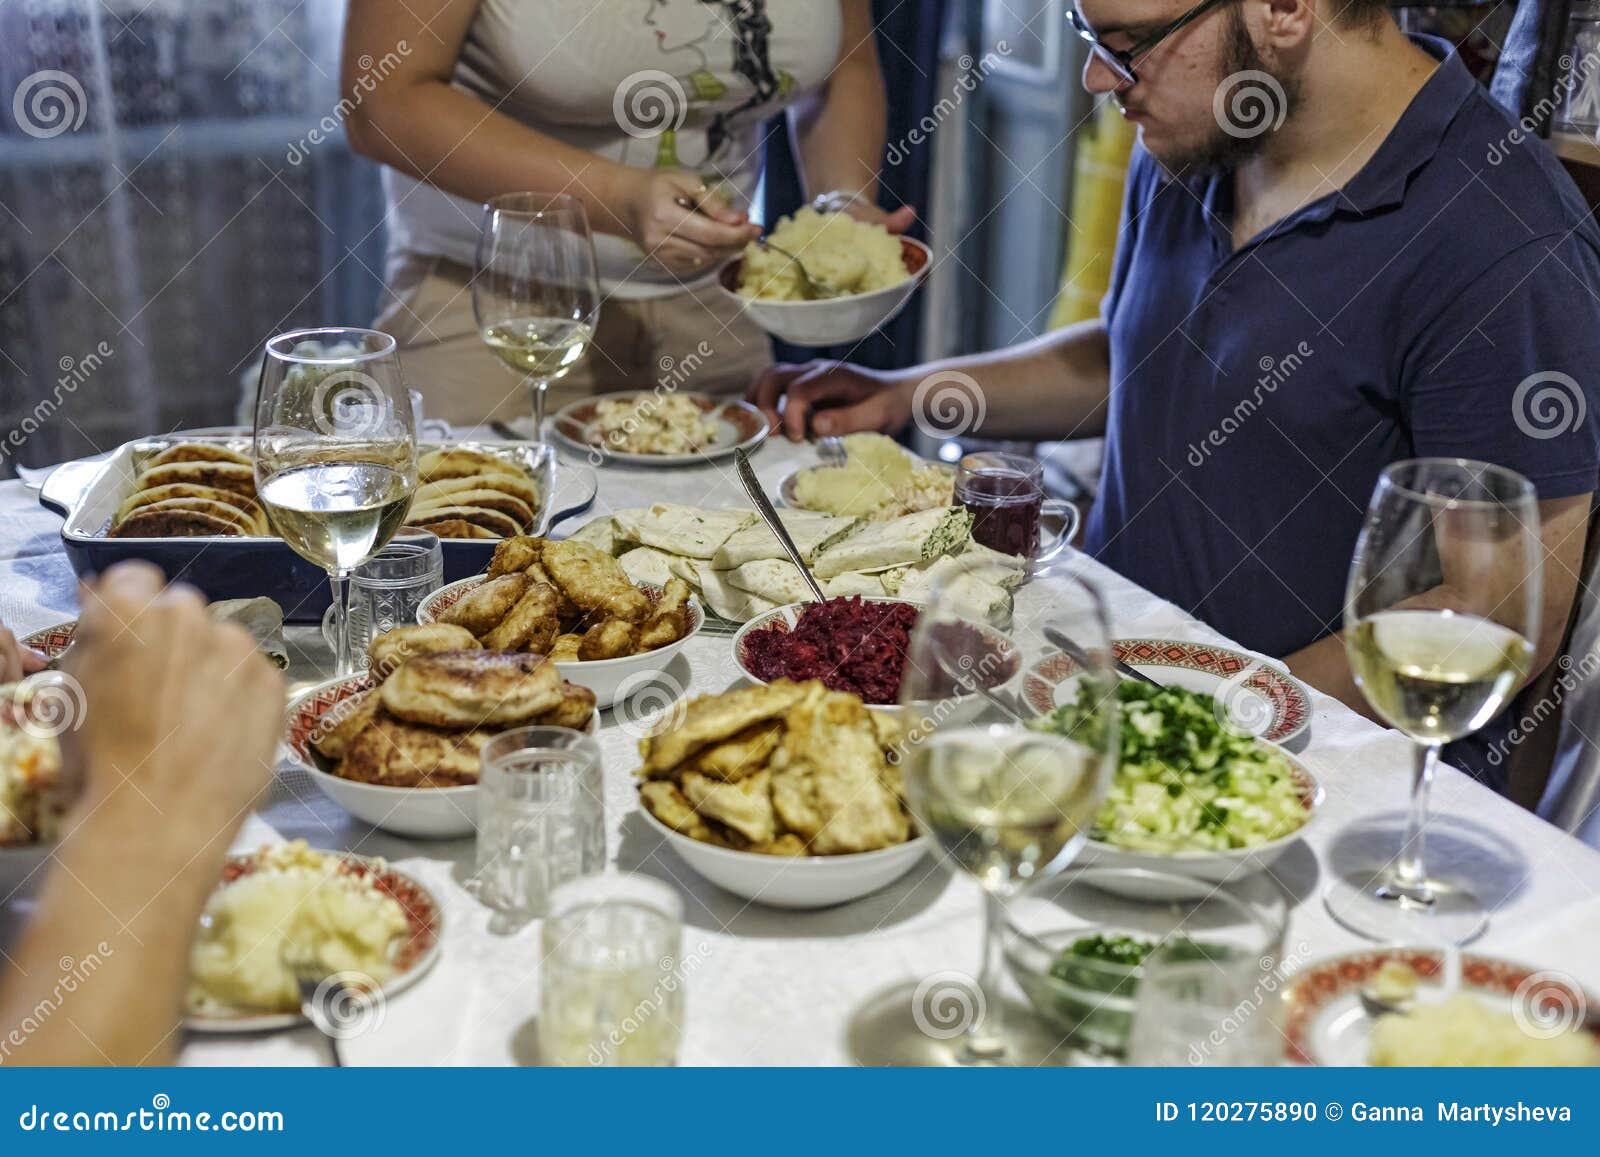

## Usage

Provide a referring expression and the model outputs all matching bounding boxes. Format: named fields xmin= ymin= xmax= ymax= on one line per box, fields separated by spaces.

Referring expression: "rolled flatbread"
xmin=812 ymin=507 xmax=973 ymax=580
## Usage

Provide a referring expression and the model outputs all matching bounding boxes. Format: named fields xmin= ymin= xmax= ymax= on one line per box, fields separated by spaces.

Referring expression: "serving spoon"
xmin=732 ymin=447 xmax=828 ymax=603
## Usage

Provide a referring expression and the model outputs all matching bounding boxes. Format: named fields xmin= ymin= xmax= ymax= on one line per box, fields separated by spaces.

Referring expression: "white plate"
xmin=1281 ymin=947 xmax=1600 ymax=1065
xmin=417 ymin=575 xmax=702 ymax=708
xmin=775 ymin=452 xmax=954 ymax=520
xmin=547 ymin=391 xmax=769 ymax=466
xmin=1023 ymin=637 xmax=1313 ymax=746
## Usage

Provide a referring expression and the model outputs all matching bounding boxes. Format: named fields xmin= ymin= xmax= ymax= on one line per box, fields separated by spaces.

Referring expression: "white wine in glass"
xmin=473 ymin=193 xmax=600 ymax=435
xmin=253 ymin=328 xmax=419 ymax=678
xmin=1328 ymin=458 xmax=1540 ymax=944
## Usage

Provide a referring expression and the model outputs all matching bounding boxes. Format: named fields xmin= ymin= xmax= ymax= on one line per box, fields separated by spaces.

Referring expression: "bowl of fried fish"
xmin=417 ymin=536 xmax=702 ymax=708
xmin=284 ymin=624 xmax=598 ymax=838
xmin=635 ymin=680 xmax=928 ymax=908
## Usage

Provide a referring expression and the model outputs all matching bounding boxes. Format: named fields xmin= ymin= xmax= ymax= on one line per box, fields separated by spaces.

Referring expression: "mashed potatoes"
xmin=792 ymin=433 xmax=953 ymax=518
xmin=188 ymin=842 xmax=408 ymax=1014
xmin=594 ymin=393 xmax=718 ymax=455
xmin=738 ymin=208 xmax=909 ymax=301
xmin=1369 ymin=994 xmax=1600 ymax=1067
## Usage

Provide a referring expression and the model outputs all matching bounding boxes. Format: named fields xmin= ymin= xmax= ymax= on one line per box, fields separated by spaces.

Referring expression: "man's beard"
xmin=1135 ymin=9 xmax=1301 ymax=176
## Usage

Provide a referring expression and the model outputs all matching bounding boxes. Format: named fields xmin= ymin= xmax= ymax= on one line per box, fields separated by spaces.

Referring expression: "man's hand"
xmin=747 ymin=359 xmax=912 ymax=442
xmin=59 ymin=561 xmax=285 ymax=847
xmin=0 ymin=625 xmax=47 ymax=683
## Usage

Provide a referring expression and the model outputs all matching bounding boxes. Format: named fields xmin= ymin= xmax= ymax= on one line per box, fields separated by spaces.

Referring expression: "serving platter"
xmin=37 ymin=436 xmax=596 ymax=623
xmin=548 ymin=391 xmax=768 ymax=466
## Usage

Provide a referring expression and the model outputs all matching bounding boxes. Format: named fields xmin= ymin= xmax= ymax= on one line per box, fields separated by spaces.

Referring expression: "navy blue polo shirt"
xmin=1084 ymin=37 xmax=1600 ymax=784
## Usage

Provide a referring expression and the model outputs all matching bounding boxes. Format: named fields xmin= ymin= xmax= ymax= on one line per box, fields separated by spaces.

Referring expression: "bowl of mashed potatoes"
xmin=718 ymin=208 xmax=931 ymax=346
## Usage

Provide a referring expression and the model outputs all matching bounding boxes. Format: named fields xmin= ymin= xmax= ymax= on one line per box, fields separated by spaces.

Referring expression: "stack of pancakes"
xmin=109 ymin=443 xmax=266 ymax=537
xmin=405 ymin=448 xmax=543 ymax=540
xmin=310 ymin=623 xmax=596 ymax=788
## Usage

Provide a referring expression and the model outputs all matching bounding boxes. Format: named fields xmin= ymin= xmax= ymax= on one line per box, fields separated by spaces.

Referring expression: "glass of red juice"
xmin=954 ymin=452 xmax=1080 ymax=559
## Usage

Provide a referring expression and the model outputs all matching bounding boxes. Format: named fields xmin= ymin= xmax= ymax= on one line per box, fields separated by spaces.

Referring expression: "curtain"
xmin=0 ymin=0 xmax=386 ymax=478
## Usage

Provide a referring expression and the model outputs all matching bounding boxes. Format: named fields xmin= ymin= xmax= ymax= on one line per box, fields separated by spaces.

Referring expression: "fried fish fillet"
xmin=380 ymin=649 xmax=563 ymax=728
xmin=366 ymin=623 xmax=480 ymax=681
xmin=540 ymin=539 xmax=650 ymax=623
xmin=578 ymin=618 xmax=636 ymax=660
xmin=681 ymin=769 xmax=775 ymax=844
xmin=135 ymin=460 xmax=257 ymax=497
xmin=635 ymin=576 xmax=692 ymax=651
xmin=676 ymin=720 xmax=782 ymax=783
xmin=639 ymin=680 xmax=808 ymax=776
xmin=534 ymin=681 xmax=596 ymax=730
xmin=481 ymin=581 xmax=561 ymax=653
xmin=769 ymin=688 xmax=908 ymax=854
xmin=439 ymin=573 xmax=529 ymax=635
xmin=548 ymin=633 xmax=583 ymax=663
xmin=145 ymin=442 xmax=253 ymax=468
xmin=486 ymin=536 xmax=543 ymax=578
xmin=309 ymin=688 xmax=381 ymax=761
xmin=411 ymin=488 xmax=534 ymax=529
xmin=337 ymin=710 xmax=490 ymax=787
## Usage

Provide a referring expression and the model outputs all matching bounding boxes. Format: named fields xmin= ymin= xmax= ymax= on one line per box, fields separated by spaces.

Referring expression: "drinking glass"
xmin=891 ymin=554 xmax=1119 ymax=1066
xmin=321 ymin=529 xmax=444 ymax=667
xmin=539 ymin=873 xmax=685 ymax=1067
xmin=473 ymin=193 xmax=601 ymax=435
xmin=954 ymin=451 xmax=1079 ymax=559
xmin=1125 ymin=944 xmax=1285 ymax=1066
xmin=1327 ymin=458 xmax=1540 ymax=944
xmin=253 ymin=328 xmax=419 ymax=678
xmin=475 ymin=726 xmax=605 ymax=922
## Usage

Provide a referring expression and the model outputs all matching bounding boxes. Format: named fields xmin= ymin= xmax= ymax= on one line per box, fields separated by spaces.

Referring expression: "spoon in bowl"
xmin=732 ymin=448 xmax=827 ymax=603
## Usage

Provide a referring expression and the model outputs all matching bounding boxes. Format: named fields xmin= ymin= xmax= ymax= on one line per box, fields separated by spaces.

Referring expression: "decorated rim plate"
xmin=1281 ymin=947 xmax=1600 ymax=1066
xmin=21 ymin=622 xmax=74 ymax=658
xmin=775 ymin=453 xmax=955 ymax=517
xmin=547 ymin=391 xmax=769 ymax=465
xmin=1023 ymin=637 xmax=1312 ymax=745
xmin=186 ymin=849 xmax=443 ymax=1033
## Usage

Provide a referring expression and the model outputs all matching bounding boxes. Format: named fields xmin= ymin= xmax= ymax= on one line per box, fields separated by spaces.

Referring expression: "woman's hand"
xmin=619 ymin=169 xmax=761 ymax=277
xmin=843 ymin=199 xmax=917 ymax=235
xmin=0 ymin=625 xmax=47 ymax=684
xmin=748 ymin=359 xmax=913 ymax=442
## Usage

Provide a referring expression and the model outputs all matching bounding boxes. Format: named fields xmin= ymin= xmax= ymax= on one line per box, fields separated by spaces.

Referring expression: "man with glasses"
xmin=749 ymin=0 xmax=1600 ymax=788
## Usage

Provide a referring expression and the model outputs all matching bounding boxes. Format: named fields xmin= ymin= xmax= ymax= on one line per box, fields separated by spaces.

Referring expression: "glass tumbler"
xmin=539 ymin=873 xmax=685 ymax=1067
xmin=475 ymin=727 xmax=605 ymax=921
xmin=322 ymin=529 xmax=444 ymax=667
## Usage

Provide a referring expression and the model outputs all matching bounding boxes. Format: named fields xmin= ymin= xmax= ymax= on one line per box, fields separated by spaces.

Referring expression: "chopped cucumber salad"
xmin=1030 ymin=681 xmax=1310 ymax=852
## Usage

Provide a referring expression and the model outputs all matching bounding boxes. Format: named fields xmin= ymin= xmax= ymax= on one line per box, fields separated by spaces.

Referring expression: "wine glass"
xmin=1326 ymin=458 xmax=1540 ymax=944
xmin=880 ymin=554 xmax=1119 ymax=1066
xmin=253 ymin=328 xmax=419 ymax=678
xmin=473 ymin=192 xmax=601 ymax=436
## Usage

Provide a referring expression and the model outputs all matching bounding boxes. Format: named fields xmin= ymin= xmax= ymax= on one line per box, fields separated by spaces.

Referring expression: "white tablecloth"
xmin=4 ymin=437 xmax=1600 ymax=1066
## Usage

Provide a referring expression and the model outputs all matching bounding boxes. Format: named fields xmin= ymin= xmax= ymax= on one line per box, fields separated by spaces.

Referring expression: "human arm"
xmin=748 ymin=316 xmax=1113 ymax=441
xmin=0 ymin=563 xmax=286 ymax=1065
xmin=340 ymin=0 xmax=758 ymax=274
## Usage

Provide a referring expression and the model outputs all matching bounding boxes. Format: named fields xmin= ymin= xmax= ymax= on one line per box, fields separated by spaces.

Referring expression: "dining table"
xmin=2 ymin=432 xmax=1599 ymax=1067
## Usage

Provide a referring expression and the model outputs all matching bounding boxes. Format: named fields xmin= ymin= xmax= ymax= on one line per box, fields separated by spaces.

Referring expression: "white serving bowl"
xmin=1074 ymin=756 xmax=1325 ymax=900
xmin=716 ymin=236 xmax=932 ymax=346
xmin=418 ymin=575 xmax=703 ymax=709
xmin=638 ymin=805 xmax=929 ymax=909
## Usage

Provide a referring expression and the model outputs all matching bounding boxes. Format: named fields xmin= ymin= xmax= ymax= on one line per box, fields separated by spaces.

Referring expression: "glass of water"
xmin=539 ymin=873 xmax=685 ymax=1067
xmin=475 ymin=727 xmax=604 ymax=922
xmin=322 ymin=528 xmax=444 ymax=668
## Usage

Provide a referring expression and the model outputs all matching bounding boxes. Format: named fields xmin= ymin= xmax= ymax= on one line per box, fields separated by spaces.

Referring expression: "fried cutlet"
xmin=336 ymin=710 xmax=490 ymax=787
xmin=540 ymin=539 xmax=650 ymax=623
xmin=534 ymin=681 xmax=597 ymax=730
xmin=635 ymin=576 xmax=692 ymax=651
xmin=309 ymin=688 xmax=381 ymax=761
xmin=578 ymin=618 xmax=636 ymax=660
xmin=480 ymin=581 xmax=561 ymax=653
xmin=638 ymin=680 xmax=808 ymax=776
xmin=438 ymin=573 xmax=529 ymax=635
xmin=380 ymin=649 xmax=563 ymax=728
xmin=366 ymin=623 xmax=480 ymax=681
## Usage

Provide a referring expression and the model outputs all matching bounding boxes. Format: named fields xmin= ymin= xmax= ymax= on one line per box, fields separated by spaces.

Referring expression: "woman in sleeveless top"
xmin=342 ymin=0 xmax=912 ymax=427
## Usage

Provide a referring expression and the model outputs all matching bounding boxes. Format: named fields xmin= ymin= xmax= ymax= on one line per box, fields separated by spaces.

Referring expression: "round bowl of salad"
xmin=1028 ymin=680 xmax=1322 ymax=899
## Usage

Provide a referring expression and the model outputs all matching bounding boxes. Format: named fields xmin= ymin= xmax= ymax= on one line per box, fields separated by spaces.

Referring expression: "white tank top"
xmin=384 ymin=0 xmax=843 ymax=299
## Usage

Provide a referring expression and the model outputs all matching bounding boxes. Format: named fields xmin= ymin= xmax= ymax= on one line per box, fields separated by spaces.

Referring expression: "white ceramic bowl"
xmin=716 ymin=237 xmax=932 ymax=346
xmin=638 ymin=805 xmax=929 ymax=909
xmin=418 ymin=575 xmax=703 ymax=709
xmin=1074 ymin=756 xmax=1325 ymax=899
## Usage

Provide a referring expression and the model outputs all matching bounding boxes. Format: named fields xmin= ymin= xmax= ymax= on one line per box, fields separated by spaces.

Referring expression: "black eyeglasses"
xmin=1067 ymin=0 xmax=1238 ymax=87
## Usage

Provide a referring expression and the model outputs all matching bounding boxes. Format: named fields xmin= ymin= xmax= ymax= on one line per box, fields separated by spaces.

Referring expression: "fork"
xmin=281 ymin=946 xmax=347 ymax=1067
xmin=754 ymin=238 xmax=842 ymax=301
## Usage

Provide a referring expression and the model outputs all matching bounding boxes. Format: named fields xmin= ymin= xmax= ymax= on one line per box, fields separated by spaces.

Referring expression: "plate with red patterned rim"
xmin=186 ymin=846 xmax=443 ymax=1032
xmin=21 ymin=621 xmax=75 ymax=658
xmin=548 ymin=391 xmax=769 ymax=465
xmin=1022 ymin=637 xmax=1312 ymax=745
xmin=1281 ymin=947 xmax=1600 ymax=1065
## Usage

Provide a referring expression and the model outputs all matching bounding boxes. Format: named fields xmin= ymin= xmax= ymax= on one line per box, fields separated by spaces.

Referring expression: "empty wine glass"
xmin=473 ymin=193 xmax=601 ymax=435
xmin=1326 ymin=458 xmax=1541 ymax=944
xmin=253 ymin=328 xmax=419 ymax=677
